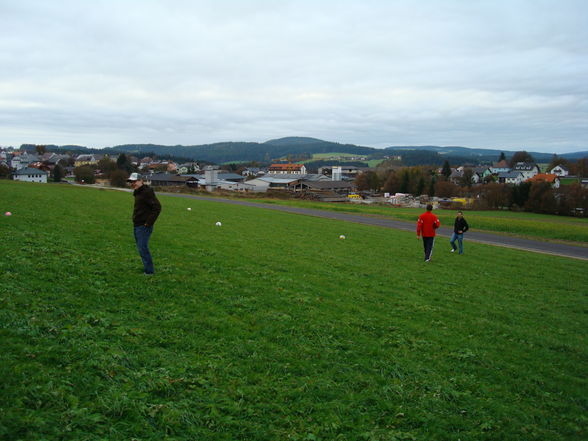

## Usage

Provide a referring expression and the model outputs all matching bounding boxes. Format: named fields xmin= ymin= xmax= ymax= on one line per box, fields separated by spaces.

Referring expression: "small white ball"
xmin=187 ymin=207 xmax=191 ymax=211
xmin=216 ymin=221 xmax=222 ymax=226
xmin=339 ymin=235 xmax=345 ymax=240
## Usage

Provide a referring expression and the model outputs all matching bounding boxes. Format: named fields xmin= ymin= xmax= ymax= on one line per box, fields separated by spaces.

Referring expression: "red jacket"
xmin=416 ymin=211 xmax=440 ymax=237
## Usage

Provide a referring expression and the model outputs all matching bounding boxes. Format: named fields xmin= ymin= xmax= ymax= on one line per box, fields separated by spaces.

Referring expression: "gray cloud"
xmin=1 ymin=0 xmax=586 ymax=152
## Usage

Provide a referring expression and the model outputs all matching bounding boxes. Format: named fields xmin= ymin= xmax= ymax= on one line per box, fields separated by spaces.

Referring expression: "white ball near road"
xmin=216 ymin=221 xmax=222 ymax=226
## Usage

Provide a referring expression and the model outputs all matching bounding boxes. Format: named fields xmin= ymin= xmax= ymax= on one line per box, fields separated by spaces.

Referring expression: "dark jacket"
xmin=453 ymin=217 xmax=469 ymax=234
xmin=133 ymin=184 xmax=162 ymax=227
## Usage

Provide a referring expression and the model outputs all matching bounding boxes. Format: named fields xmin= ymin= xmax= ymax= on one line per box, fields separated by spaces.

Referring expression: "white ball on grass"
xmin=216 ymin=221 xmax=222 ymax=226
xmin=339 ymin=234 xmax=345 ymax=239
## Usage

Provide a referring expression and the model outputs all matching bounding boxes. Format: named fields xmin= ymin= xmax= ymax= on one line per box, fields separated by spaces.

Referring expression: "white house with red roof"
xmin=268 ymin=163 xmax=307 ymax=175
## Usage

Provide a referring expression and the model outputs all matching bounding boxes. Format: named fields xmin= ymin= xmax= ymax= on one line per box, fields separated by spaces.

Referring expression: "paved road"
xmin=163 ymin=193 xmax=588 ymax=261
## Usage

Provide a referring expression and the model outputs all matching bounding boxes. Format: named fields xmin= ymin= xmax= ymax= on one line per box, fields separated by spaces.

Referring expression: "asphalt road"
xmin=163 ymin=193 xmax=588 ymax=261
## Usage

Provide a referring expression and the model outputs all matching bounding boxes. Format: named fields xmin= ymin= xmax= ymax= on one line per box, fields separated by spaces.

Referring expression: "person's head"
xmin=127 ymin=172 xmax=144 ymax=189
xmin=426 ymin=204 xmax=433 ymax=211
xmin=456 ymin=210 xmax=463 ymax=218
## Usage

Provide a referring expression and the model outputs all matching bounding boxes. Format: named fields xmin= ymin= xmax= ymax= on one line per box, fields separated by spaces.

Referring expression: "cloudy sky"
xmin=1 ymin=0 xmax=586 ymax=153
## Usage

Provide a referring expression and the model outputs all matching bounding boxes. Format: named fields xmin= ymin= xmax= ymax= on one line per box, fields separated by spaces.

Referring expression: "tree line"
xmin=354 ymin=152 xmax=588 ymax=216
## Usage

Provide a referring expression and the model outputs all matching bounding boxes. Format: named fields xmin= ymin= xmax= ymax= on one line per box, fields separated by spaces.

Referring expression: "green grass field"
xmin=1 ymin=180 xmax=587 ymax=440
xmin=246 ymin=198 xmax=588 ymax=244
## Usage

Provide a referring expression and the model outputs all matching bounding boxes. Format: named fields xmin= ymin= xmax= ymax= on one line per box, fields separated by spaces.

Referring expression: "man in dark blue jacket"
xmin=128 ymin=173 xmax=161 ymax=274
xmin=450 ymin=211 xmax=469 ymax=255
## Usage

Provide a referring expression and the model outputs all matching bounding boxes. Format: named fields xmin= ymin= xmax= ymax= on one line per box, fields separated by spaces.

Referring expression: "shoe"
xmin=425 ymin=259 xmax=430 ymax=262
xmin=450 ymin=249 xmax=455 ymax=253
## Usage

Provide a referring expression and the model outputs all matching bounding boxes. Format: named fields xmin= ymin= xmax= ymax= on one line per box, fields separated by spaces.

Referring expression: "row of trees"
xmin=353 ymin=151 xmax=588 ymax=216
xmin=474 ymin=182 xmax=588 ymax=215
xmin=72 ymin=153 xmax=136 ymax=186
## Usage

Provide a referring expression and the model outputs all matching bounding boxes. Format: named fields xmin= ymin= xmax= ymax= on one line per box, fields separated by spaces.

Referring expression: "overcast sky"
xmin=1 ymin=0 xmax=586 ymax=153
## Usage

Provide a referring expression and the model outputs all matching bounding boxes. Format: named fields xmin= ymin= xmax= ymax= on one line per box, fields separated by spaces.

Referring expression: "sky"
xmin=1 ymin=0 xmax=587 ymax=153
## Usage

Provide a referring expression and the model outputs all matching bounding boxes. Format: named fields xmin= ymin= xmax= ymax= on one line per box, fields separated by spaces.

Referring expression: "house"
xmin=512 ymin=162 xmax=540 ymax=180
xmin=242 ymin=167 xmax=266 ymax=177
xmin=449 ymin=169 xmax=463 ymax=185
xmin=490 ymin=160 xmax=510 ymax=174
xmin=74 ymin=154 xmax=102 ymax=167
xmin=0 ymin=151 xmax=11 ymax=166
xmin=43 ymin=153 xmax=70 ymax=166
xmin=497 ymin=171 xmax=524 ymax=185
xmin=473 ymin=166 xmax=492 ymax=179
xmin=581 ymin=179 xmax=588 ymax=189
xmin=11 ymin=152 xmax=39 ymax=170
xmin=550 ymin=164 xmax=569 ymax=177
xmin=268 ymin=163 xmax=307 ymax=175
xmin=13 ymin=167 xmax=48 ymax=183
xmin=526 ymin=173 xmax=560 ymax=189
xmin=176 ymin=162 xmax=200 ymax=174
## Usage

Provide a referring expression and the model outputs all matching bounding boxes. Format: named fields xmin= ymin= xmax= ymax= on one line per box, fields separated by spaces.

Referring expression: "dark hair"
xmin=426 ymin=204 xmax=433 ymax=211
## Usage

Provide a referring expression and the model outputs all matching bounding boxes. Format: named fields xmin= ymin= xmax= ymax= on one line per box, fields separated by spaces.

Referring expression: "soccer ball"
xmin=187 ymin=207 xmax=191 ymax=211
xmin=216 ymin=221 xmax=222 ymax=226
xmin=339 ymin=235 xmax=345 ymax=240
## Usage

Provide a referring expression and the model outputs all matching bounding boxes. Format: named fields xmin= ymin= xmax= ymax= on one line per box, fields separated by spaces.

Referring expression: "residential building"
xmin=11 ymin=152 xmax=39 ymax=170
xmin=550 ymin=164 xmax=569 ymax=177
xmin=241 ymin=167 xmax=266 ymax=177
xmin=497 ymin=171 xmax=524 ymax=185
xmin=268 ymin=163 xmax=307 ymax=175
xmin=74 ymin=154 xmax=102 ymax=167
xmin=13 ymin=167 xmax=48 ymax=183
xmin=490 ymin=160 xmax=510 ymax=174
xmin=512 ymin=162 xmax=540 ymax=180
xmin=526 ymin=173 xmax=561 ymax=188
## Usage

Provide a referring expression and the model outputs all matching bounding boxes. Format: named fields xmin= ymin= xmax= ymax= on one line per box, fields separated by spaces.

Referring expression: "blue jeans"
xmin=450 ymin=232 xmax=464 ymax=254
xmin=134 ymin=225 xmax=154 ymax=274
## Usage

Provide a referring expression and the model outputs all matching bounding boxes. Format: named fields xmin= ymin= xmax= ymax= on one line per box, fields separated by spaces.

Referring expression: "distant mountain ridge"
xmin=37 ymin=137 xmax=587 ymax=165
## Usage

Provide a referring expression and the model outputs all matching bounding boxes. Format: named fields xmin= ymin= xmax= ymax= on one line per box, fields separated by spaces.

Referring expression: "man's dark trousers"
xmin=134 ymin=225 xmax=154 ymax=274
xmin=422 ymin=237 xmax=435 ymax=261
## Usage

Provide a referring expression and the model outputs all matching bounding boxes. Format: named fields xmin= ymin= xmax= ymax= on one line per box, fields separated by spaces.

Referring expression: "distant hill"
xmin=100 ymin=137 xmax=377 ymax=164
xmin=38 ymin=138 xmax=586 ymax=166
xmin=385 ymin=145 xmax=587 ymax=165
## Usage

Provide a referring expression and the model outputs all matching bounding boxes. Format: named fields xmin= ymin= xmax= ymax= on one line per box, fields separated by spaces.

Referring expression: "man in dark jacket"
xmin=450 ymin=210 xmax=469 ymax=255
xmin=127 ymin=173 xmax=162 ymax=274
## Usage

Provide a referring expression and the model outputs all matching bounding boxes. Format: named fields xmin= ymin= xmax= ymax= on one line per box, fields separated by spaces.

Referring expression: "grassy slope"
xmin=247 ymin=198 xmax=588 ymax=243
xmin=1 ymin=180 xmax=587 ymax=441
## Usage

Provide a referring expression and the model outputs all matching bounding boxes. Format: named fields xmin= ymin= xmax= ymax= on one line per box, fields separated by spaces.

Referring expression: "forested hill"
xmin=103 ymin=137 xmax=377 ymax=163
xmin=384 ymin=145 xmax=581 ymax=164
xmin=36 ymin=137 xmax=587 ymax=165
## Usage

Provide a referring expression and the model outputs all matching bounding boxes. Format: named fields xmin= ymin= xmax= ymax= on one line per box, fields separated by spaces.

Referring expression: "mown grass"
xmin=1 ymin=180 xmax=587 ymax=441
xmin=242 ymin=198 xmax=588 ymax=243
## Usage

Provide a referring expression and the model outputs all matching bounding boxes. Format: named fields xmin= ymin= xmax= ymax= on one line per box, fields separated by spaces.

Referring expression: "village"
xmin=1 ymin=146 xmax=587 ymax=214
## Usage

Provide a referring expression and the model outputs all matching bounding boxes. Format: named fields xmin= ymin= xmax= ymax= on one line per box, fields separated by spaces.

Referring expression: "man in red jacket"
xmin=416 ymin=204 xmax=440 ymax=262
